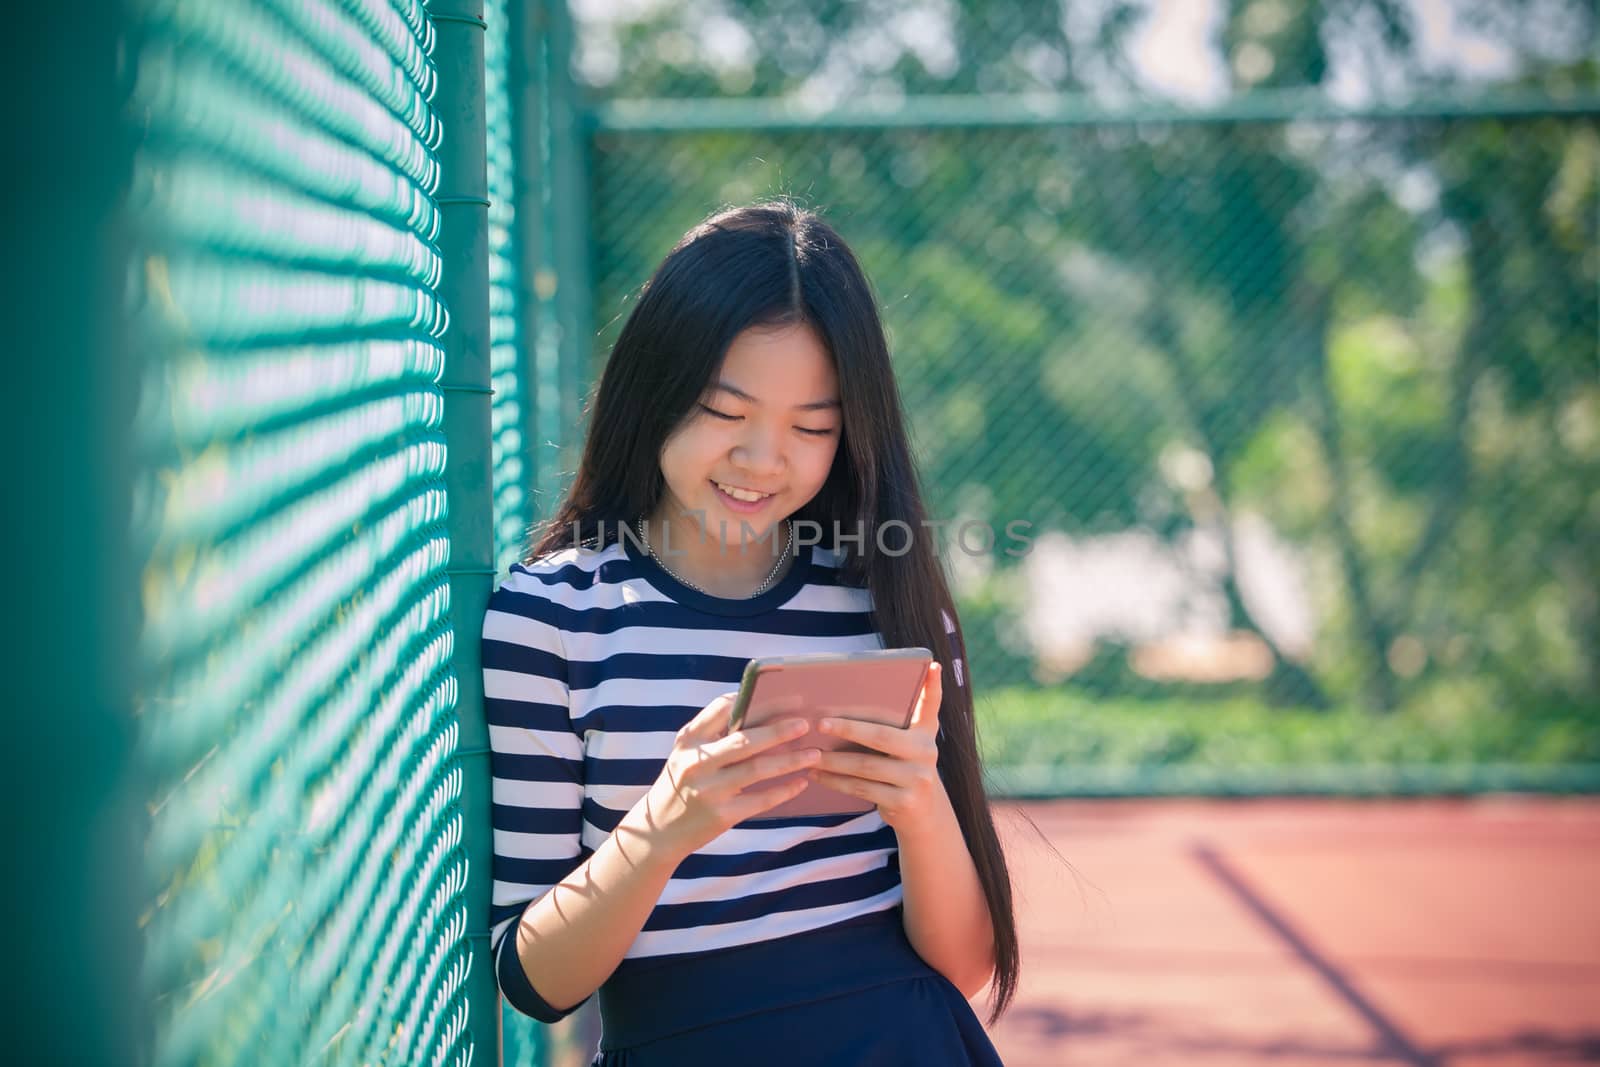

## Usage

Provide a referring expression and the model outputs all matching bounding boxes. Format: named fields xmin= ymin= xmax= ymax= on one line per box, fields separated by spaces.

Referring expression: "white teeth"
xmin=715 ymin=481 xmax=771 ymax=502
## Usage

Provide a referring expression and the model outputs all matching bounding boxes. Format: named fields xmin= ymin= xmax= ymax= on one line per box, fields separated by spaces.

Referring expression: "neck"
xmin=640 ymin=509 xmax=792 ymax=597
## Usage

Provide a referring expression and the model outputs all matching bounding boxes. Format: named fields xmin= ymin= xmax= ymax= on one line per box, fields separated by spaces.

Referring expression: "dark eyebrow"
xmin=713 ymin=380 xmax=840 ymax=411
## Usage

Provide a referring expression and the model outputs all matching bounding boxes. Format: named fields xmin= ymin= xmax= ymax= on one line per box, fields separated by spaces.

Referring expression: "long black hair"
xmin=527 ymin=199 xmax=1020 ymax=1021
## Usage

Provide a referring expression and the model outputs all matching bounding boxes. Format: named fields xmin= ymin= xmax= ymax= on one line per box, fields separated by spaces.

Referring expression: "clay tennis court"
xmin=986 ymin=797 xmax=1600 ymax=1066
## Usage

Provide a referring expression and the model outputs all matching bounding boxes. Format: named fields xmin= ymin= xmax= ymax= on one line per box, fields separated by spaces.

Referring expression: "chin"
xmin=708 ymin=513 xmax=781 ymax=543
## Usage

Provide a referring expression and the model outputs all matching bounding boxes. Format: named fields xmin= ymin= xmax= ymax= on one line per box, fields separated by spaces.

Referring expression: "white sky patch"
xmin=892 ymin=4 xmax=959 ymax=80
xmin=1406 ymin=0 xmax=1519 ymax=82
xmin=1127 ymin=0 xmax=1229 ymax=104
xmin=699 ymin=13 xmax=756 ymax=72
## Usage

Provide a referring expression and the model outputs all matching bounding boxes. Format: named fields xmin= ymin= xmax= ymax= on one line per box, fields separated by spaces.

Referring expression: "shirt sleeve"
xmin=483 ymin=577 xmax=592 ymax=1023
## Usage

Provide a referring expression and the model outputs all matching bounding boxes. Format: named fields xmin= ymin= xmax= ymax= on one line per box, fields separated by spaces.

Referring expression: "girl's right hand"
xmin=642 ymin=693 xmax=821 ymax=857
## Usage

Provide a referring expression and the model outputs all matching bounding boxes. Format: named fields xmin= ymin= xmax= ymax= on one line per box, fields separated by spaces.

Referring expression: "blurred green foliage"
xmin=578 ymin=0 xmax=1598 ymax=745
xmin=978 ymin=686 xmax=1600 ymax=772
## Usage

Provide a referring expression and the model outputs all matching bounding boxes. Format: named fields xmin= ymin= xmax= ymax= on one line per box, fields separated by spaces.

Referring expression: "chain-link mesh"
xmin=591 ymin=115 xmax=1598 ymax=699
xmin=126 ymin=0 xmax=477 ymax=1062
xmin=577 ymin=1 xmax=1599 ymax=789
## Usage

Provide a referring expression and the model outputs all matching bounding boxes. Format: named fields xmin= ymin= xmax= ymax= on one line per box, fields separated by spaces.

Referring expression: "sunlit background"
xmin=17 ymin=0 xmax=1596 ymax=1065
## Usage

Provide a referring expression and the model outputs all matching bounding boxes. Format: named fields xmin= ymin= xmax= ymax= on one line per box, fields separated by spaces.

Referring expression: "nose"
xmin=731 ymin=423 xmax=785 ymax=478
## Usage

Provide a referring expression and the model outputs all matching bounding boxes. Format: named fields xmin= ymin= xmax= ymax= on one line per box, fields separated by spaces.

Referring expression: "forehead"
xmin=714 ymin=323 xmax=837 ymax=402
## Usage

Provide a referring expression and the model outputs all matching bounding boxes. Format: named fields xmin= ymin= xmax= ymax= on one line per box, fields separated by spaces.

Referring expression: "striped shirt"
xmin=485 ymin=533 xmax=965 ymax=1020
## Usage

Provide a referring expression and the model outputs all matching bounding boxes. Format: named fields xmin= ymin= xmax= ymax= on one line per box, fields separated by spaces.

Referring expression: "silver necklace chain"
xmin=637 ymin=515 xmax=794 ymax=599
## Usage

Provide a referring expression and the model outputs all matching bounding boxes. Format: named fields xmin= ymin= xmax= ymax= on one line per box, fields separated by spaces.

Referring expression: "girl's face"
xmin=657 ymin=321 xmax=842 ymax=552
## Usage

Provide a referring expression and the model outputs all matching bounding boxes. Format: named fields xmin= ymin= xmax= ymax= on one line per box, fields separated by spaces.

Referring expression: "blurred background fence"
xmin=575 ymin=0 xmax=1599 ymax=800
xmin=19 ymin=1 xmax=1596 ymax=1065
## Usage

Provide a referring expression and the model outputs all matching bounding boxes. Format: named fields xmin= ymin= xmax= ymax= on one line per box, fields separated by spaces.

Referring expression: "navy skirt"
xmin=589 ymin=909 xmax=1005 ymax=1066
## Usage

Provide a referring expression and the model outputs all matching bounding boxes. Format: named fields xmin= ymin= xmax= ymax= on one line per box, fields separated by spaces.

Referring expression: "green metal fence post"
xmin=427 ymin=0 xmax=500 ymax=1060
xmin=544 ymin=0 xmax=595 ymax=478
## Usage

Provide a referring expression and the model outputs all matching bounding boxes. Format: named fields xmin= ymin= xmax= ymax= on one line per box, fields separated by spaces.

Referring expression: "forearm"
xmin=510 ymin=790 xmax=688 ymax=1013
xmin=895 ymin=787 xmax=996 ymax=998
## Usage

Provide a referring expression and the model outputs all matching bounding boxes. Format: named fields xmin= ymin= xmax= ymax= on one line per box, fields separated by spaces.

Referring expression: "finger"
xmin=815 ymin=715 xmax=923 ymax=758
xmin=810 ymin=770 xmax=896 ymax=809
xmin=698 ymin=717 xmax=810 ymax=766
xmin=907 ymin=662 xmax=943 ymax=733
xmin=723 ymin=746 xmax=823 ymax=791
xmin=731 ymin=773 xmax=813 ymax=820
xmin=814 ymin=749 xmax=917 ymax=787
xmin=679 ymin=692 xmax=740 ymax=743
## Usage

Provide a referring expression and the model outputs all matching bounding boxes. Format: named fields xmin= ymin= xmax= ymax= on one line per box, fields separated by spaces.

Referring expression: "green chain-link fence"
xmin=116 ymin=0 xmax=598 ymax=1061
xmin=117 ymin=0 xmax=600 ymax=1060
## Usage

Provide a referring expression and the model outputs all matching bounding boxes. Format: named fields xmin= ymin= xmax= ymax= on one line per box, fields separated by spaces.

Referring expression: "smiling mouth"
xmin=712 ymin=480 xmax=777 ymax=503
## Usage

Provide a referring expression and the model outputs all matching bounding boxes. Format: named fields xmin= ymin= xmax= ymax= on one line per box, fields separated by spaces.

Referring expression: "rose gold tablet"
xmin=728 ymin=647 xmax=933 ymax=819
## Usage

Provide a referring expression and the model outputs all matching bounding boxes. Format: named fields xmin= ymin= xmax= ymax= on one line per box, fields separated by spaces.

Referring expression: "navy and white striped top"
xmin=485 ymin=532 xmax=967 ymax=1019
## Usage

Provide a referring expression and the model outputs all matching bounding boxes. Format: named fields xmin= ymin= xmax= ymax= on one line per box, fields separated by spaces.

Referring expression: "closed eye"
xmin=699 ymin=404 xmax=835 ymax=436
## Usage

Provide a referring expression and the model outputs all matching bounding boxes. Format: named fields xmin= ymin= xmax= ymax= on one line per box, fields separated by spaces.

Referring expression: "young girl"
xmin=484 ymin=200 xmax=1016 ymax=1065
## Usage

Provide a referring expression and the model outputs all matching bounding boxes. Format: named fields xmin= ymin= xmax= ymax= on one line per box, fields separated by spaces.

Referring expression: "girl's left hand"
xmin=811 ymin=662 xmax=945 ymax=833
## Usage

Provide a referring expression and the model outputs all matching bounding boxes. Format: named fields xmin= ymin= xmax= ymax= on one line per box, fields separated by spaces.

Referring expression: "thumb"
xmin=910 ymin=662 xmax=943 ymax=732
xmin=682 ymin=691 xmax=740 ymax=742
